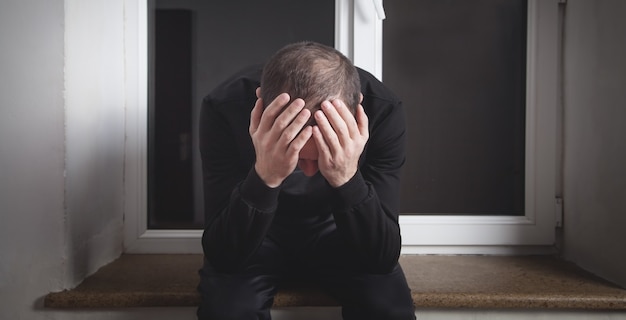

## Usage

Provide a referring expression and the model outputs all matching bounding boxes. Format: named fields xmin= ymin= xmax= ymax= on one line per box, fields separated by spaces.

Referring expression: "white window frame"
xmin=123 ymin=0 xmax=559 ymax=254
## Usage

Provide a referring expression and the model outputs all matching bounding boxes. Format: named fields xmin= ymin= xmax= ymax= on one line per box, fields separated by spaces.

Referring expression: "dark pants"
xmin=197 ymin=222 xmax=415 ymax=320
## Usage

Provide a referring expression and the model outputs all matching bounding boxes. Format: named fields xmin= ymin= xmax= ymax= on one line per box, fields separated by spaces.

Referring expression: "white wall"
xmin=0 ymin=0 xmax=67 ymax=318
xmin=562 ymin=0 xmax=626 ymax=288
xmin=0 ymin=0 xmax=125 ymax=319
xmin=63 ymin=0 xmax=126 ymax=286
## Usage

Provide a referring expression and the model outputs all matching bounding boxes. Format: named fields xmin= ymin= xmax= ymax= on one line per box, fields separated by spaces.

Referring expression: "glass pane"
xmin=148 ymin=0 xmax=335 ymax=229
xmin=383 ymin=0 xmax=527 ymax=215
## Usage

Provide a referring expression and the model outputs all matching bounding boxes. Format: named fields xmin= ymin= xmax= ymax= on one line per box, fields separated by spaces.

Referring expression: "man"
xmin=198 ymin=41 xmax=415 ymax=320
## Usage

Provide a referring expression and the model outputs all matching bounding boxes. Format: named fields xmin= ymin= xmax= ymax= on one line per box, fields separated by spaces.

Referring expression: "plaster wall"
xmin=561 ymin=0 xmax=626 ymax=288
xmin=63 ymin=0 xmax=126 ymax=286
xmin=0 ymin=0 xmax=67 ymax=318
xmin=0 ymin=0 xmax=125 ymax=318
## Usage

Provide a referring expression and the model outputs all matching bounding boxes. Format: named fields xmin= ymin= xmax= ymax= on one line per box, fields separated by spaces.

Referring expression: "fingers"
xmin=274 ymin=98 xmax=306 ymax=132
xmin=250 ymin=92 xmax=312 ymax=188
xmin=322 ymin=101 xmax=349 ymax=137
xmin=314 ymin=105 xmax=341 ymax=155
xmin=257 ymin=93 xmax=291 ymax=134
xmin=333 ymin=99 xmax=361 ymax=140
xmin=334 ymin=99 xmax=359 ymax=127
xmin=311 ymin=99 xmax=369 ymax=187
xmin=251 ymin=92 xmax=312 ymax=154
xmin=288 ymin=126 xmax=313 ymax=156
xmin=249 ymin=97 xmax=264 ymax=135
xmin=356 ymin=104 xmax=369 ymax=139
xmin=314 ymin=99 xmax=367 ymax=152
xmin=280 ymin=107 xmax=311 ymax=148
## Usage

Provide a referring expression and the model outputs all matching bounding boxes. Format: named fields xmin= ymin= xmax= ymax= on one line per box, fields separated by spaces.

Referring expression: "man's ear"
xmin=256 ymin=87 xmax=262 ymax=99
xmin=359 ymin=93 xmax=363 ymax=104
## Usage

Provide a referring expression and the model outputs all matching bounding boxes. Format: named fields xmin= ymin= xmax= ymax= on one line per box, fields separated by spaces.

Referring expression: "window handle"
xmin=372 ymin=0 xmax=386 ymax=20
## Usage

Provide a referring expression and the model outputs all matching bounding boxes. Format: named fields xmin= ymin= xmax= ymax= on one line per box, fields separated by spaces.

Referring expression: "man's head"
xmin=258 ymin=42 xmax=363 ymax=177
xmin=260 ymin=41 xmax=361 ymax=126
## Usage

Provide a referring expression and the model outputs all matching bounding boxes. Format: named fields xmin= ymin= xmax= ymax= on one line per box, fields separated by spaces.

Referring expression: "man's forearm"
xmin=202 ymin=169 xmax=279 ymax=271
xmin=331 ymin=171 xmax=402 ymax=273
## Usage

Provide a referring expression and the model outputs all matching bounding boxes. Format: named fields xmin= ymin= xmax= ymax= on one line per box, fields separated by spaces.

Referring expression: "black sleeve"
xmin=330 ymin=70 xmax=407 ymax=274
xmin=199 ymin=67 xmax=277 ymax=272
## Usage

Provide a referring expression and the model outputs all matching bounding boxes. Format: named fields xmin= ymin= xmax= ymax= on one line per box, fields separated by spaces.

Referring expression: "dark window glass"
xmin=148 ymin=0 xmax=335 ymax=229
xmin=383 ymin=0 xmax=527 ymax=215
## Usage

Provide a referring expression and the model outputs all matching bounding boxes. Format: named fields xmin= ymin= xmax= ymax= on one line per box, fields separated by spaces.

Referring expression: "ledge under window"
xmin=44 ymin=254 xmax=626 ymax=310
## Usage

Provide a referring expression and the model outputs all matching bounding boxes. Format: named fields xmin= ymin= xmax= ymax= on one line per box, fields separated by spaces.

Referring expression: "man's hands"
xmin=250 ymin=89 xmax=312 ymax=188
xmin=250 ymin=88 xmax=369 ymax=188
xmin=313 ymin=100 xmax=369 ymax=187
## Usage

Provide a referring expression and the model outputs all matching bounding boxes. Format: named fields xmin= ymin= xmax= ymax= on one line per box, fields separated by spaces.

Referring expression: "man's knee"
xmin=342 ymin=287 xmax=415 ymax=320
xmin=339 ymin=265 xmax=416 ymax=320
xmin=197 ymin=267 xmax=276 ymax=320
xmin=354 ymin=297 xmax=415 ymax=320
xmin=197 ymin=295 xmax=271 ymax=320
xmin=342 ymin=291 xmax=415 ymax=320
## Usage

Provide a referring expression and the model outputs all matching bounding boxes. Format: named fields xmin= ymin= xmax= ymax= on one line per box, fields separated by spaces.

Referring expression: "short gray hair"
xmin=261 ymin=41 xmax=361 ymax=124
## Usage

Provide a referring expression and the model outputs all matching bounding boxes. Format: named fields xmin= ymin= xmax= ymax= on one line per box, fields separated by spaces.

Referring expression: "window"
xmin=387 ymin=0 xmax=528 ymax=216
xmin=124 ymin=0 xmax=560 ymax=254
xmin=147 ymin=0 xmax=335 ymax=230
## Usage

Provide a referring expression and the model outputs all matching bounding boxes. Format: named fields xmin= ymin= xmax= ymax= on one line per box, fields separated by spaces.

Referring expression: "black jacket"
xmin=199 ymin=65 xmax=406 ymax=274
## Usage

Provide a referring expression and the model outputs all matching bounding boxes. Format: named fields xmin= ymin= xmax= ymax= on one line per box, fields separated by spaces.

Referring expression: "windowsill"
xmin=44 ymin=254 xmax=626 ymax=310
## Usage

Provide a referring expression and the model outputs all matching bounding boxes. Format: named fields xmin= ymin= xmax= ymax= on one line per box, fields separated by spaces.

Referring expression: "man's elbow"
xmin=364 ymin=242 xmax=401 ymax=274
